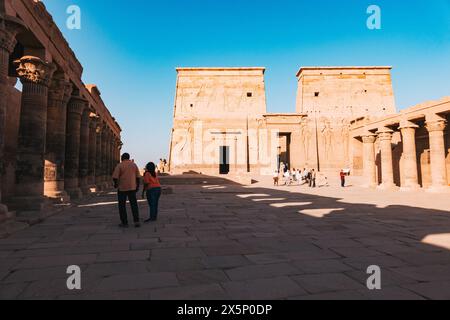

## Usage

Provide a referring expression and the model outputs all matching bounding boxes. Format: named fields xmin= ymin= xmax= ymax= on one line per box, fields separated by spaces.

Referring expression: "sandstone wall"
xmin=174 ymin=68 xmax=267 ymax=119
xmin=297 ymin=67 xmax=396 ymax=119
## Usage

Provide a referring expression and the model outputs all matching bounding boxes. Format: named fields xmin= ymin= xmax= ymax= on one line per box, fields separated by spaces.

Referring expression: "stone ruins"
xmin=168 ymin=67 xmax=450 ymax=192
xmin=0 ymin=0 xmax=122 ymax=222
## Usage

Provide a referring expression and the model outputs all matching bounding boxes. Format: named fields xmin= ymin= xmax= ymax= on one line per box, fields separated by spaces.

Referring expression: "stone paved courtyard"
xmin=1 ymin=175 xmax=450 ymax=300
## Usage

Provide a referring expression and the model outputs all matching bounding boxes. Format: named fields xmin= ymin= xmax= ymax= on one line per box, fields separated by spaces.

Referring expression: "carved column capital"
xmin=426 ymin=119 xmax=447 ymax=133
xmin=62 ymin=82 xmax=74 ymax=106
xmin=362 ymin=134 xmax=377 ymax=144
xmin=399 ymin=120 xmax=419 ymax=130
xmin=0 ymin=15 xmax=25 ymax=53
xmin=15 ymin=56 xmax=56 ymax=87
xmin=89 ymin=113 xmax=99 ymax=129
xmin=377 ymin=127 xmax=394 ymax=141
xmin=67 ymin=95 xmax=89 ymax=115
xmin=48 ymin=74 xmax=72 ymax=103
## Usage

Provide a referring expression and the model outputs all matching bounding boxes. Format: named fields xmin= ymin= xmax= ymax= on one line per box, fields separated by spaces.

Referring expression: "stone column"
xmin=65 ymin=94 xmax=88 ymax=199
xmin=79 ymin=108 xmax=91 ymax=195
xmin=377 ymin=127 xmax=396 ymax=190
xmin=44 ymin=73 xmax=72 ymax=202
xmin=0 ymin=15 xmax=24 ymax=215
xmin=110 ymin=135 xmax=116 ymax=173
xmin=13 ymin=56 xmax=56 ymax=211
xmin=100 ymin=125 xmax=108 ymax=188
xmin=114 ymin=137 xmax=120 ymax=168
xmin=88 ymin=113 xmax=98 ymax=190
xmin=95 ymin=123 xmax=103 ymax=190
xmin=362 ymin=134 xmax=377 ymax=188
xmin=105 ymin=130 xmax=111 ymax=181
xmin=426 ymin=116 xmax=449 ymax=192
xmin=399 ymin=120 xmax=420 ymax=191
xmin=110 ymin=133 xmax=116 ymax=175
xmin=106 ymin=129 xmax=113 ymax=187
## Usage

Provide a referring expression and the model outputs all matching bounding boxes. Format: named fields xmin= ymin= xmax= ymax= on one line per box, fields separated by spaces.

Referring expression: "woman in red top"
xmin=340 ymin=170 xmax=346 ymax=188
xmin=143 ymin=162 xmax=162 ymax=223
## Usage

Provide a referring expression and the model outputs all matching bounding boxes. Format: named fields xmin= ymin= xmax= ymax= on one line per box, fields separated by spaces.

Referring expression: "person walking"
xmin=143 ymin=162 xmax=162 ymax=223
xmin=302 ymin=168 xmax=309 ymax=184
xmin=273 ymin=170 xmax=279 ymax=186
xmin=279 ymin=162 xmax=285 ymax=174
xmin=340 ymin=170 xmax=346 ymax=188
xmin=112 ymin=153 xmax=141 ymax=228
xmin=284 ymin=169 xmax=291 ymax=186
xmin=310 ymin=169 xmax=317 ymax=188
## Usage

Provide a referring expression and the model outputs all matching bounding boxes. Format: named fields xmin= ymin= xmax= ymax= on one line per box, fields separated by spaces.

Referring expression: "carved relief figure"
xmin=321 ymin=121 xmax=332 ymax=160
xmin=300 ymin=120 xmax=312 ymax=162
xmin=340 ymin=120 xmax=350 ymax=163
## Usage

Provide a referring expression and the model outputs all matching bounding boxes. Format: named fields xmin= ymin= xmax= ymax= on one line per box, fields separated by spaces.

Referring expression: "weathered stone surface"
xmin=94 ymin=273 xmax=179 ymax=292
xmin=291 ymin=273 xmax=363 ymax=294
xmin=150 ymin=283 xmax=229 ymax=300
xmin=222 ymin=277 xmax=307 ymax=300
xmin=403 ymin=281 xmax=450 ymax=300
xmin=226 ymin=263 xmax=300 ymax=281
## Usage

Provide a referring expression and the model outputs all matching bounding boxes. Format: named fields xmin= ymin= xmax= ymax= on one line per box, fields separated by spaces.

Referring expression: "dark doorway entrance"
xmin=219 ymin=146 xmax=230 ymax=174
xmin=278 ymin=133 xmax=291 ymax=170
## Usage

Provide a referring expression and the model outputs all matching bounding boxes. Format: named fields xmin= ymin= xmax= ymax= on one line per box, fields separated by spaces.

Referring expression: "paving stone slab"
xmin=226 ymin=263 xmax=300 ymax=281
xmin=84 ymin=261 xmax=150 ymax=277
xmin=357 ymin=287 xmax=426 ymax=300
xmin=151 ymin=248 xmax=206 ymax=259
xmin=289 ymin=290 xmax=367 ymax=300
xmin=293 ymin=259 xmax=354 ymax=274
xmin=176 ymin=269 xmax=229 ymax=286
xmin=96 ymin=250 xmax=150 ymax=263
xmin=147 ymin=258 xmax=205 ymax=272
xmin=94 ymin=272 xmax=179 ymax=292
xmin=402 ymin=281 xmax=450 ymax=300
xmin=390 ymin=265 xmax=450 ymax=282
xmin=14 ymin=254 xmax=97 ymax=270
xmin=244 ymin=253 xmax=291 ymax=265
xmin=291 ymin=273 xmax=364 ymax=294
xmin=222 ymin=277 xmax=307 ymax=300
xmin=150 ymin=283 xmax=229 ymax=300
xmin=342 ymin=256 xmax=407 ymax=269
xmin=201 ymin=255 xmax=252 ymax=269
xmin=2 ymin=266 xmax=71 ymax=283
xmin=18 ymin=277 xmax=102 ymax=299
xmin=0 ymin=282 xmax=28 ymax=299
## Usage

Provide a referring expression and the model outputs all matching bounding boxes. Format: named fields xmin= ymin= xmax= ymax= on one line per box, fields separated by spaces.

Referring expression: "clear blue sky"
xmin=43 ymin=0 xmax=450 ymax=168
